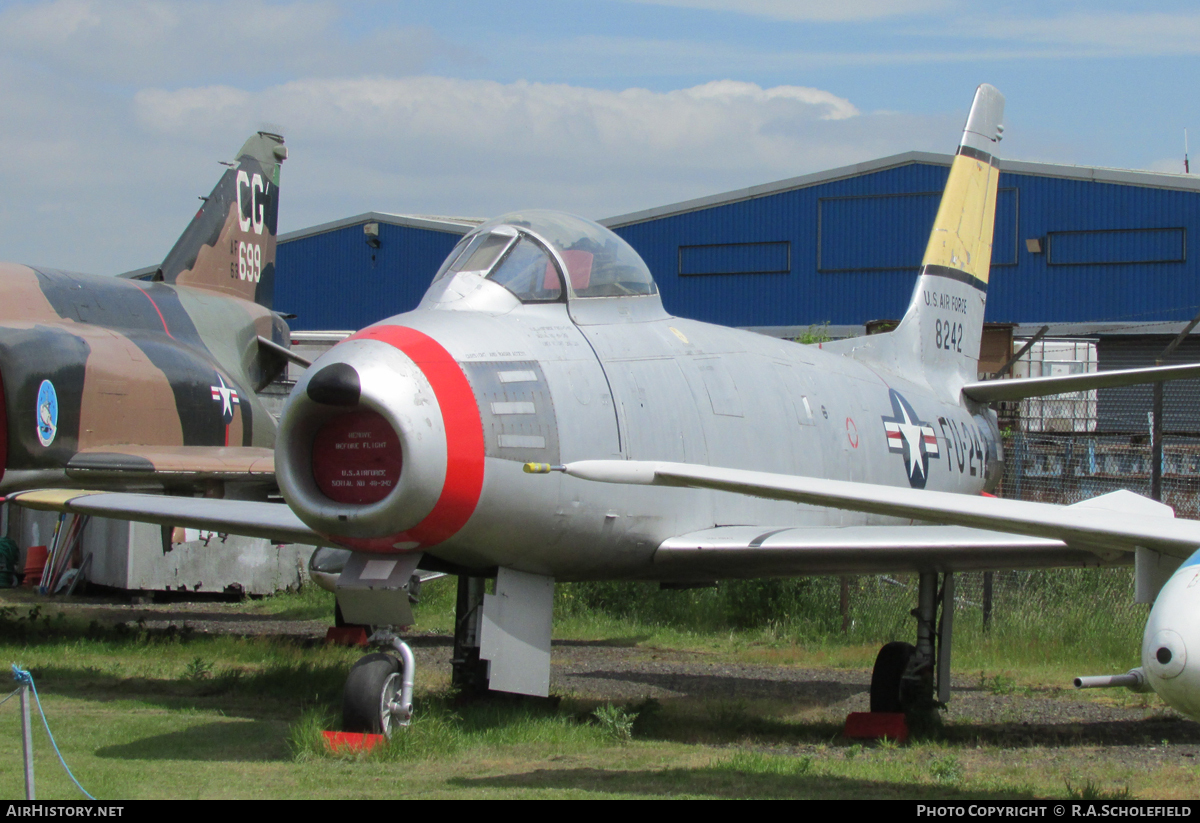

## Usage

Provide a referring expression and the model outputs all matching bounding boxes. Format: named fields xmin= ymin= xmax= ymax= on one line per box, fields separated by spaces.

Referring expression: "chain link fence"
xmin=813 ymin=341 xmax=1172 ymax=650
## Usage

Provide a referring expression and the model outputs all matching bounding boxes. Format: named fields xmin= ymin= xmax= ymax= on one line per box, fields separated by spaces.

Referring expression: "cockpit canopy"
xmin=431 ymin=210 xmax=658 ymax=303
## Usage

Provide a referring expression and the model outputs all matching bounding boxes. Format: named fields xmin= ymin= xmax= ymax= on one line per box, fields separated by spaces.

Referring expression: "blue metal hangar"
xmin=274 ymin=151 xmax=1200 ymax=338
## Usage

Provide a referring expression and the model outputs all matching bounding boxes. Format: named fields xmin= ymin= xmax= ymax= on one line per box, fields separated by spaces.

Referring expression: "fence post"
xmin=1152 ymin=382 xmax=1164 ymax=501
xmin=982 ymin=571 xmax=993 ymax=632
xmin=20 ymin=680 xmax=34 ymax=800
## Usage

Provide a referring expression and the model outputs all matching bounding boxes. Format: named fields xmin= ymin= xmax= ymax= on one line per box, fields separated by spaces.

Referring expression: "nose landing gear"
xmin=342 ymin=632 xmax=416 ymax=737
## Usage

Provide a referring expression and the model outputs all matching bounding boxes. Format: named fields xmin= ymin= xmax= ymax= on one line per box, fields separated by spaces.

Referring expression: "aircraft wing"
xmin=961 ymin=362 xmax=1200 ymax=403
xmin=6 ymin=488 xmax=324 ymax=546
xmin=65 ymin=446 xmax=274 ymax=484
xmin=543 ymin=460 xmax=1200 ymax=560
xmin=653 ymin=525 xmax=1088 ymax=580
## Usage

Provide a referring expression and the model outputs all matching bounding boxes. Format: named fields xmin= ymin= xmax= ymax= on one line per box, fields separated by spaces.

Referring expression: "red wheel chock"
xmin=322 ymin=731 xmax=386 ymax=753
xmin=842 ymin=712 xmax=908 ymax=743
xmin=325 ymin=626 xmax=369 ymax=646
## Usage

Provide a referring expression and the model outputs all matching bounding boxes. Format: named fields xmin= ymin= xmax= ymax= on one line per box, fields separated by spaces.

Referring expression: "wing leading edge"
xmin=537 ymin=460 xmax=1198 ymax=560
xmin=7 ymin=489 xmax=324 ymax=547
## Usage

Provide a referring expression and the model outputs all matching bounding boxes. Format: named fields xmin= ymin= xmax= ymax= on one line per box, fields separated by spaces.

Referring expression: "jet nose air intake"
xmin=275 ymin=325 xmax=483 ymax=553
xmin=311 ymin=410 xmax=403 ymax=505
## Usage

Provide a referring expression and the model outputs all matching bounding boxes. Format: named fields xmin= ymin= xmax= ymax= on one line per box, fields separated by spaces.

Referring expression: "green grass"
xmin=0 ymin=569 xmax=1188 ymax=799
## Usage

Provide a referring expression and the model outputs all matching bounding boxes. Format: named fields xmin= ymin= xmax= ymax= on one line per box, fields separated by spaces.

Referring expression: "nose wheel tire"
xmin=343 ymin=652 xmax=404 ymax=736
xmin=870 ymin=641 xmax=916 ymax=713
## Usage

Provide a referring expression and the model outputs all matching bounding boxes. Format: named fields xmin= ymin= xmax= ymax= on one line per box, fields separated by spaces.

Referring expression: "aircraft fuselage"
xmin=0 ymin=262 xmax=282 ymax=492
xmin=280 ymin=281 xmax=1003 ymax=581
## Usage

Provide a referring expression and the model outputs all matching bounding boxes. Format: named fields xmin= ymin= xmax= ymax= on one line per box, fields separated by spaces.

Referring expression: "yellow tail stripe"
xmin=920 ymin=154 xmax=1000 ymax=285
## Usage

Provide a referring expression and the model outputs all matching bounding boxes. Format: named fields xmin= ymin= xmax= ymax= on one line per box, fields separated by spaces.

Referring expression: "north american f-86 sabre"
xmin=16 ymin=85 xmax=1200 ymax=734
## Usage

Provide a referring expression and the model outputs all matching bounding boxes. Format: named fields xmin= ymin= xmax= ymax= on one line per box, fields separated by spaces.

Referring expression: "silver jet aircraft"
xmin=16 ymin=85 xmax=1200 ymax=734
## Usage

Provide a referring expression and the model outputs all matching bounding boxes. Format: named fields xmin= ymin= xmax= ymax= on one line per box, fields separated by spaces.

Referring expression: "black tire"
xmin=343 ymin=653 xmax=402 ymax=735
xmin=869 ymin=641 xmax=915 ymax=713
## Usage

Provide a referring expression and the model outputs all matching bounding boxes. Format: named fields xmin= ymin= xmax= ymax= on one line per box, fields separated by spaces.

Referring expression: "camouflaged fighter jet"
xmin=0 ymin=132 xmax=293 ymax=496
xmin=17 ymin=86 xmax=1200 ymax=735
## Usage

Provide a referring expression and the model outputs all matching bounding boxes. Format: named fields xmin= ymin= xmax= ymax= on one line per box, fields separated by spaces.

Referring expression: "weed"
xmin=795 ymin=323 xmax=832 ymax=345
xmin=877 ymin=736 xmax=899 ymax=751
xmin=930 ymin=755 xmax=964 ymax=784
xmin=986 ymin=674 xmax=1016 ymax=695
xmin=1064 ymin=779 xmax=1133 ymax=800
xmin=182 ymin=657 xmax=213 ymax=682
xmin=592 ymin=703 xmax=636 ymax=744
xmin=845 ymin=743 xmax=863 ymax=759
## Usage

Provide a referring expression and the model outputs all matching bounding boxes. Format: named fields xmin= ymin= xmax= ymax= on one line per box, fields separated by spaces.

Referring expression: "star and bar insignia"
xmin=210 ymin=373 xmax=240 ymax=425
xmin=882 ymin=389 xmax=940 ymax=489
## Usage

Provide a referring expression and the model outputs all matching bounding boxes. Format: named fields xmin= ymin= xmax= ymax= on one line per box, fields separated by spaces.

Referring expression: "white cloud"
xmin=624 ymin=0 xmax=953 ymax=23
xmin=0 ymin=0 xmax=438 ymax=86
xmin=0 ymin=71 xmax=956 ymax=273
xmin=131 ymin=75 xmax=919 ymax=229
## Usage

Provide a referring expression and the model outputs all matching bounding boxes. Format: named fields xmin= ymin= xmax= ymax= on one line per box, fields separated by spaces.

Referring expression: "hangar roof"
xmin=277 ymin=212 xmax=483 ymax=243
xmin=601 ymin=151 xmax=1200 ymax=229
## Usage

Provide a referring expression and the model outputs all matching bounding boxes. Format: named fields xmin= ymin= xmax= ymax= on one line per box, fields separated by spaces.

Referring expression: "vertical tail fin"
xmin=158 ymin=131 xmax=288 ymax=308
xmin=835 ymin=85 xmax=1004 ymax=400
xmin=890 ymin=84 xmax=1004 ymax=397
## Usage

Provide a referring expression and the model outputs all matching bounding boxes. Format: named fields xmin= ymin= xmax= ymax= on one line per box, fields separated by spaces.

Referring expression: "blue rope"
xmin=11 ymin=665 xmax=95 ymax=800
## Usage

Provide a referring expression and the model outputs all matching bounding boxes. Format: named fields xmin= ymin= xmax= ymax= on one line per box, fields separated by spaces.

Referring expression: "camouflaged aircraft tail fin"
xmin=158 ymin=132 xmax=287 ymax=309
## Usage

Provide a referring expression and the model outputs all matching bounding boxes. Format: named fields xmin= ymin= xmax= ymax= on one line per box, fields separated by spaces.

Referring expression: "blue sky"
xmin=2 ymin=0 xmax=1199 ymax=273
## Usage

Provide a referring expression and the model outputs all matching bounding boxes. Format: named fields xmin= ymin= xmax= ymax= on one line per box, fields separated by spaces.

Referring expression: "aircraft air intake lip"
xmin=306 ymin=362 xmax=362 ymax=407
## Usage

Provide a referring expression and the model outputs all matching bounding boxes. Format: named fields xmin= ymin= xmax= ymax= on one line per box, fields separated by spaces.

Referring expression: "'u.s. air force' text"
xmin=923 ymin=290 xmax=969 ymax=314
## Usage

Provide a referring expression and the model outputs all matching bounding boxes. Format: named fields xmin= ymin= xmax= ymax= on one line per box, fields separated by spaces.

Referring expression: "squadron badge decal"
xmin=881 ymin=389 xmax=939 ymax=488
xmin=36 ymin=379 xmax=58 ymax=447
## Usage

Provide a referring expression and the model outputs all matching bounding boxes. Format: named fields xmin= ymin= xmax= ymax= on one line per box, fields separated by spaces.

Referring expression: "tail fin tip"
xmin=962 ymin=84 xmax=1005 ymax=155
xmin=159 ymin=132 xmax=287 ymax=308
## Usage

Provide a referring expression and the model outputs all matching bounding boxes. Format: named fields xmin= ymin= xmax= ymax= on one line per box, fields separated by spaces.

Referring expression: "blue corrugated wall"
xmin=612 ymin=163 xmax=1200 ymax=328
xmin=273 ymin=161 xmax=1200 ymax=331
xmin=275 ymin=222 xmax=462 ymax=330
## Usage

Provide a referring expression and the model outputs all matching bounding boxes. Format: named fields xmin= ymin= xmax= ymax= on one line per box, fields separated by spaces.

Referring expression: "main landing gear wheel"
xmin=870 ymin=641 xmax=915 ymax=713
xmin=343 ymin=652 xmax=404 ymax=737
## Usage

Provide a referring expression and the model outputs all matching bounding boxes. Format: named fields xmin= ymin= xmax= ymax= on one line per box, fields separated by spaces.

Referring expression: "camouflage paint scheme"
xmin=0 ymin=133 xmax=290 ymax=493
